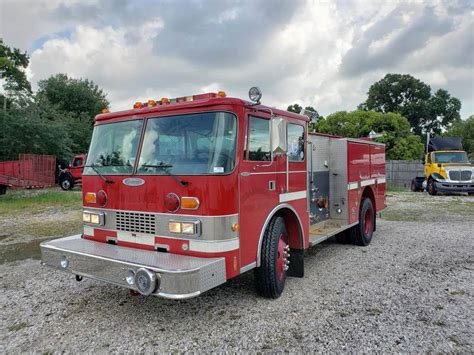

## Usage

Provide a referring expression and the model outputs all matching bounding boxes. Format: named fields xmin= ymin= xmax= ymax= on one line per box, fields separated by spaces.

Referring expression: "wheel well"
xmin=256 ymin=204 xmax=304 ymax=267
xmin=361 ymin=186 xmax=376 ymax=231
xmin=274 ymin=208 xmax=304 ymax=250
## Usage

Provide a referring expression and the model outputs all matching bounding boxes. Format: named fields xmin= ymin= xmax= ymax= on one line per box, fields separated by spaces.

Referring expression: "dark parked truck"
xmin=411 ymin=137 xmax=474 ymax=195
xmin=40 ymin=88 xmax=386 ymax=299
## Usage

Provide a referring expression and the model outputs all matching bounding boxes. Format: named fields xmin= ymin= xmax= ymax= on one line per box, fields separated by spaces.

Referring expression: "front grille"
xmin=449 ymin=171 xmax=460 ymax=180
xmin=449 ymin=170 xmax=472 ymax=181
xmin=461 ymin=170 xmax=472 ymax=181
xmin=115 ymin=211 xmax=156 ymax=234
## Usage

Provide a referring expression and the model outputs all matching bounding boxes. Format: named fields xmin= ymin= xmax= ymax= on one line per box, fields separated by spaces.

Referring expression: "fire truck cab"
xmin=41 ymin=89 xmax=386 ymax=299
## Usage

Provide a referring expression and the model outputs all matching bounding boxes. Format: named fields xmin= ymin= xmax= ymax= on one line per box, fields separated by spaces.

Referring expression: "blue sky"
xmin=1 ymin=0 xmax=473 ymax=118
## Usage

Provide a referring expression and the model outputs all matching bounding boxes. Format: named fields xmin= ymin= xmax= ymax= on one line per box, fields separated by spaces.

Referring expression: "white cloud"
xmin=1 ymin=0 xmax=473 ymax=118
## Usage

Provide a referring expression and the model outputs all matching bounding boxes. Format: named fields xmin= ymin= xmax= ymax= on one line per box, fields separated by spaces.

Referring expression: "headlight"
xmin=82 ymin=211 xmax=105 ymax=226
xmin=169 ymin=221 xmax=200 ymax=236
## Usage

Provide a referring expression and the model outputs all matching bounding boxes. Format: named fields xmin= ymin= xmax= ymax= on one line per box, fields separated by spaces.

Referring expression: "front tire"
xmin=348 ymin=198 xmax=374 ymax=246
xmin=255 ymin=216 xmax=290 ymax=298
xmin=427 ymin=178 xmax=437 ymax=196
xmin=60 ymin=175 xmax=74 ymax=191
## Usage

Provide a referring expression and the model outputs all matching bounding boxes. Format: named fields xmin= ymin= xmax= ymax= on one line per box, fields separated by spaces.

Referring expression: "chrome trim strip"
xmin=361 ymin=179 xmax=376 ymax=187
xmin=84 ymin=206 xmax=238 ymax=218
xmin=117 ymin=230 xmax=155 ymax=246
xmin=347 ymin=182 xmax=358 ymax=190
xmin=83 ymin=225 xmax=94 ymax=236
xmin=279 ymin=190 xmax=307 ymax=203
xmin=189 ymin=237 xmax=239 ymax=253
xmin=256 ymin=204 xmax=304 ymax=267
xmin=377 ymin=177 xmax=386 ymax=184
xmin=240 ymin=262 xmax=256 ymax=273
xmin=248 ymin=170 xmax=306 ymax=176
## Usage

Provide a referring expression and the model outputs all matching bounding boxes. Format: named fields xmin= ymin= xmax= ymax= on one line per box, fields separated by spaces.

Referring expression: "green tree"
xmin=360 ymin=73 xmax=460 ymax=135
xmin=287 ymin=103 xmax=303 ymax=113
xmin=444 ymin=115 xmax=474 ymax=160
xmin=0 ymin=39 xmax=31 ymax=100
xmin=36 ymin=73 xmax=109 ymax=120
xmin=36 ymin=74 xmax=109 ymax=154
xmin=316 ymin=110 xmax=424 ymax=160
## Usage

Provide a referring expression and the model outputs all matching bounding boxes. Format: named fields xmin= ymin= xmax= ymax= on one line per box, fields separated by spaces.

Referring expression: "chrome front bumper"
xmin=40 ymin=235 xmax=226 ymax=299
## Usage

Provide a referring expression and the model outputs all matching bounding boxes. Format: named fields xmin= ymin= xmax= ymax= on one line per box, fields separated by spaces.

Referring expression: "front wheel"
xmin=427 ymin=179 xmax=437 ymax=196
xmin=60 ymin=175 xmax=74 ymax=191
xmin=255 ymin=216 xmax=290 ymax=298
xmin=348 ymin=198 xmax=374 ymax=246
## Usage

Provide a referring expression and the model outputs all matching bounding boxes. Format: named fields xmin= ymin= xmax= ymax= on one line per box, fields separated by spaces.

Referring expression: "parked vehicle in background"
xmin=0 ymin=154 xmax=56 ymax=195
xmin=41 ymin=88 xmax=386 ymax=299
xmin=59 ymin=154 xmax=86 ymax=190
xmin=411 ymin=137 xmax=474 ymax=195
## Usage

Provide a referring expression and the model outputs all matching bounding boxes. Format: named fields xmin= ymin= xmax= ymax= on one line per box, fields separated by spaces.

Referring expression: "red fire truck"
xmin=41 ymin=88 xmax=386 ymax=299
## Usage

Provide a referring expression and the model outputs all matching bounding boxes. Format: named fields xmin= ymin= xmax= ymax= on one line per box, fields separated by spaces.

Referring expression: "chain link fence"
xmin=386 ymin=160 xmax=424 ymax=190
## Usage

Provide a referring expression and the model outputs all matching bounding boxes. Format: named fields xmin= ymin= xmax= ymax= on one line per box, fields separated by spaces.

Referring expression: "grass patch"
xmin=8 ymin=321 xmax=29 ymax=332
xmin=0 ymin=189 xmax=81 ymax=215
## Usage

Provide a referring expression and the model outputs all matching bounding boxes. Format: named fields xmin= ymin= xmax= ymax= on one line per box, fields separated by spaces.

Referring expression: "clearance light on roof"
xmin=147 ymin=100 xmax=157 ymax=107
xmin=132 ymin=92 xmax=226 ymax=109
xmin=102 ymin=108 xmax=109 ymax=113
xmin=217 ymin=91 xmax=226 ymax=97
xmin=133 ymin=102 xmax=142 ymax=109
xmin=161 ymin=97 xmax=170 ymax=104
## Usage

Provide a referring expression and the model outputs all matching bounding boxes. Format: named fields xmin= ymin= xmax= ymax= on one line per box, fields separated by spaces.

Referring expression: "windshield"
xmin=84 ymin=119 xmax=143 ymax=175
xmin=137 ymin=112 xmax=237 ymax=175
xmin=433 ymin=151 xmax=469 ymax=163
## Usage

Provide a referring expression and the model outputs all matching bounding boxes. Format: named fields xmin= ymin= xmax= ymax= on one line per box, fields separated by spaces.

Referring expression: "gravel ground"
xmin=1 ymin=192 xmax=473 ymax=353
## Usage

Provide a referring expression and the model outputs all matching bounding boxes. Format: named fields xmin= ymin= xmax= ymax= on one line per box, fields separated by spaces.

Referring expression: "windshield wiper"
xmin=141 ymin=163 xmax=189 ymax=186
xmin=85 ymin=164 xmax=114 ymax=184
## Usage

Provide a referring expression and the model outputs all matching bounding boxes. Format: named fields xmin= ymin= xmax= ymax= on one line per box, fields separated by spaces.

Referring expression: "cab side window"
xmin=287 ymin=123 xmax=305 ymax=162
xmin=247 ymin=116 xmax=271 ymax=161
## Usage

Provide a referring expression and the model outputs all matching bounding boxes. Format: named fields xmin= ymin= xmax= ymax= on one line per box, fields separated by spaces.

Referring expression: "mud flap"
xmin=287 ymin=248 xmax=304 ymax=278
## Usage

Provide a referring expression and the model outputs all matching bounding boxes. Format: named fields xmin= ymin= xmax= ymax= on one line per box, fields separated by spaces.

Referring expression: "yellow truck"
xmin=411 ymin=137 xmax=474 ymax=195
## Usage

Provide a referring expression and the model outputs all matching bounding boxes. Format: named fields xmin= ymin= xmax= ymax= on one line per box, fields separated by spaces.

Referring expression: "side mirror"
xmin=271 ymin=117 xmax=287 ymax=157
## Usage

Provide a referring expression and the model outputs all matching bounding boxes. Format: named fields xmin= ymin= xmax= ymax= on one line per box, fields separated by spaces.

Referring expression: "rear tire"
xmin=411 ymin=179 xmax=419 ymax=192
xmin=255 ymin=216 xmax=289 ymax=299
xmin=348 ymin=198 xmax=374 ymax=246
xmin=60 ymin=175 xmax=74 ymax=191
xmin=427 ymin=178 xmax=437 ymax=196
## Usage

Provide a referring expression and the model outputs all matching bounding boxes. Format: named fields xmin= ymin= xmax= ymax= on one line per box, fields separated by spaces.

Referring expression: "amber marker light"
xmin=181 ymin=197 xmax=200 ymax=210
xmin=231 ymin=223 xmax=240 ymax=232
xmin=217 ymin=91 xmax=226 ymax=97
xmin=147 ymin=99 xmax=157 ymax=106
xmin=84 ymin=192 xmax=96 ymax=204
xmin=133 ymin=102 xmax=142 ymax=109
xmin=161 ymin=97 xmax=170 ymax=104
xmin=101 ymin=108 xmax=109 ymax=113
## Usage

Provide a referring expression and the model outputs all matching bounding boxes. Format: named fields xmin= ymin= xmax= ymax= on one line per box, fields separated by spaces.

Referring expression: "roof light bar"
xmin=132 ymin=92 xmax=226 ymax=109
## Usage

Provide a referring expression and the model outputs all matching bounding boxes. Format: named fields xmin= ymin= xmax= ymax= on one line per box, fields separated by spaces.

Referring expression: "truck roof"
xmin=94 ymin=93 xmax=308 ymax=123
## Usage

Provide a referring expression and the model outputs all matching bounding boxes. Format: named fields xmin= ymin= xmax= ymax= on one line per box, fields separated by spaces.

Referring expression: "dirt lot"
xmin=0 ymin=190 xmax=473 ymax=353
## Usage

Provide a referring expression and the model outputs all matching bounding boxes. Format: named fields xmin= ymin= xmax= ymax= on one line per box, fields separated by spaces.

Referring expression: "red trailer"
xmin=0 ymin=154 xmax=56 ymax=195
xmin=40 ymin=89 xmax=386 ymax=299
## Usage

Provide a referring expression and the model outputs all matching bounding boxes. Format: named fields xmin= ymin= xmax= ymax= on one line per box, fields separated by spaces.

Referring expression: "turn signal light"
xmin=84 ymin=192 xmax=96 ymax=204
xmin=181 ymin=197 xmax=200 ymax=210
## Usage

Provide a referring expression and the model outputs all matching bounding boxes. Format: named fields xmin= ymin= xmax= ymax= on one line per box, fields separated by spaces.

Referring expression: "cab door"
xmin=238 ymin=113 xmax=278 ymax=269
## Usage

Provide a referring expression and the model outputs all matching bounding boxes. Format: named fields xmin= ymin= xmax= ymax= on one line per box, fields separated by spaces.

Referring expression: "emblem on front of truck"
xmin=122 ymin=178 xmax=145 ymax=186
